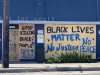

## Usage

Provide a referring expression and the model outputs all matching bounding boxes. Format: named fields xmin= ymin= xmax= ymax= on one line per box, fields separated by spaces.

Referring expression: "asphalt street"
xmin=1 ymin=71 xmax=100 ymax=75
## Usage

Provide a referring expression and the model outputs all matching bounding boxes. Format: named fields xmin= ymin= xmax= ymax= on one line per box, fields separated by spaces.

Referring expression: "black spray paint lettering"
xmin=20 ymin=31 xmax=35 ymax=35
xmin=22 ymin=26 xmax=33 ymax=30
xmin=20 ymin=37 xmax=33 ymax=41
xmin=90 ymin=27 xmax=94 ymax=34
xmin=72 ymin=26 xmax=94 ymax=34
xmin=47 ymin=26 xmax=68 ymax=33
xmin=19 ymin=43 xmax=32 ymax=48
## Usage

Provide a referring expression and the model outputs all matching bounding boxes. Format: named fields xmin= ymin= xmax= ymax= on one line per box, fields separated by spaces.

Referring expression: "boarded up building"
xmin=0 ymin=0 xmax=100 ymax=62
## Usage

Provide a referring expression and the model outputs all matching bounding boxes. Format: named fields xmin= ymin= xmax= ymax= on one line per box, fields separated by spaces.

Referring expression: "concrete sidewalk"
xmin=0 ymin=61 xmax=100 ymax=73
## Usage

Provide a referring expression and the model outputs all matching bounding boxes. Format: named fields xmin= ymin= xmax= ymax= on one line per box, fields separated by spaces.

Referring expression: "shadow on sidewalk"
xmin=9 ymin=61 xmax=37 ymax=64
xmin=0 ymin=60 xmax=37 ymax=64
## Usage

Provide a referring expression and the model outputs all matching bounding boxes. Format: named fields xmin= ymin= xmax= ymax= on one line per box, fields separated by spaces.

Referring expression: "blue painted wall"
xmin=44 ymin=0 xmax=97 ymax=21
xmin=35 ymin=0 xmax=44 ymax=62
xmin=36 ymin=0 xmax=44 ymax=20
xmin=35 ymin=24 xmax=44 ymax=62
xmin=10 ymin=0 xmax=36 ymax=20
xmin=0 ymin=24 xmax=2 ymax=60
xmin=97 ymin=0 xmax=100 ymax=21
xmin=0 ymin=0 xmax=3 ymax=20
xmin=0 ymin=0 xmax=36 ymax=20
xmin=0 ymin=0 xmax=99 ymax=21
xmin=96 ymin=25 xmax=100 ymax=61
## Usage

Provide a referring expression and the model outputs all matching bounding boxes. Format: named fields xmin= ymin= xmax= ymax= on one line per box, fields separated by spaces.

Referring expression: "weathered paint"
xmin=44 ymin=24 xmax=96 ymax=59
xmin=9 ymin=31 xmax=19 ymax=60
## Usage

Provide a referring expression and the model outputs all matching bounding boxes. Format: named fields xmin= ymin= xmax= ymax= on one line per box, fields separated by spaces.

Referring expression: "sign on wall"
xmin=38 ymin=30 xmax=43 ymax=34
xmin=9 ymin=24 xmax=19 ymax=29
xmin=44 ymin=24 xmax=96 ymax=59
xmin=19 ymin=24 xmax=35 ymax=59
xmin=99 ymin=30 xmax=100 ymax=34
xmin=37 ymin=35 xmax=44 ymax=43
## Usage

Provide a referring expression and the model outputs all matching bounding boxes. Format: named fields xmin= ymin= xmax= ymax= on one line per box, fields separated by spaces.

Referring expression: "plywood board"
xmin=19 ymin=24 xmax=35 ymax=59
xmin=9 ymin=31 xmax=19 ymax=60
xmin=44 ymin=24 xmax=96 ymax=59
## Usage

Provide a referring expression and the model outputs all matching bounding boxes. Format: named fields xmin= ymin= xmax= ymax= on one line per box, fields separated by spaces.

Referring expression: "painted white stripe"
xmin=0 ymin=20 xmax=100 ymax=25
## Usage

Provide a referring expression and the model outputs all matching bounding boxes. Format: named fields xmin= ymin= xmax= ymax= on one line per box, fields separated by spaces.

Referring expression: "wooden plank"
xmin=19 ymin=24 xmax=35 ymax=59
xmin=44 ymin=24 xmax=96 ymax=59
xmin=9 ymin=31 xmax=19 ymax=60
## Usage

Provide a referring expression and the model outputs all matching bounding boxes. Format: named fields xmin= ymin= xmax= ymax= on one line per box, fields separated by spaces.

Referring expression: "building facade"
xmin=0 ymin=0 xmax=100 ymax=61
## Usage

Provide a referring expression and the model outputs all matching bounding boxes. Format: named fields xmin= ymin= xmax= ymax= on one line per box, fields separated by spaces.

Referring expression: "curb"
xmin=0 ymin=67 xmax=100 ymax=73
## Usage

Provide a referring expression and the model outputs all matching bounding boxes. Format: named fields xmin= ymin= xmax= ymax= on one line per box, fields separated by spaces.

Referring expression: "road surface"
xmin=1 ymin=71 xmax=100 ymax=75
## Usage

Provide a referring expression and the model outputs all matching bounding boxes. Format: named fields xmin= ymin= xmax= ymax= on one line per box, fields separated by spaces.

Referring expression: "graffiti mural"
xmin=19 ymin=24 xmax=35 ymax=59
xmin=9 ymin=31 xmax=19 ymax=60
xmin=45 ymin=24 xmax=96 ymax=59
